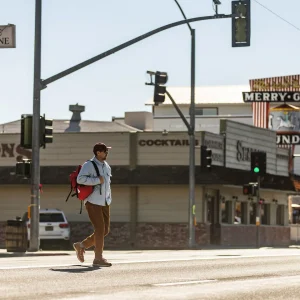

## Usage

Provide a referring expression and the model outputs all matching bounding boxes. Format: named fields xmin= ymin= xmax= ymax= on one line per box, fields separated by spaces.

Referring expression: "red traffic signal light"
xmin=243 ymin=184 xmax=250 ymax=195
xmin=243 ymin=183 xmax=257 ymax=196
xmin=243 ymin=184 xmax=251 ymax=195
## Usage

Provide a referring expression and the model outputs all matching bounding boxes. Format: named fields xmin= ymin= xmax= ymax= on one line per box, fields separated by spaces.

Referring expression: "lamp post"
xmin=173 ymin=0 xmax=196 ymax=248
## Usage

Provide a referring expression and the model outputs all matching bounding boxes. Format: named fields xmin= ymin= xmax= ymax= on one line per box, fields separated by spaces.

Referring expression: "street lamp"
xmin=213 ymin=0 xmax=222 ymax=14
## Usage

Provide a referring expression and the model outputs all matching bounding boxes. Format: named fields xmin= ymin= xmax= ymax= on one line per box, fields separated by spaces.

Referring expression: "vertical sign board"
xmin=0 ymin=24 xmax=16 ymax=48
xmin=220 ymin=119 xmax=278 ymax=175
xmin=276 ymin=148 xmax=289 ymax=177
xmin=202 ymin=132 xmax=224 ymax=167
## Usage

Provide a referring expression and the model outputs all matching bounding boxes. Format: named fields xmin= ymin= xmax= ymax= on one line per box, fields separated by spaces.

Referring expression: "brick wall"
xmin=0 ymin=221 xmax=209 ymax=249
xmin=71 ymin=222 xmax=210 ymax=249
xmin=135 ymin=223 xmax=210 ymax=249
xmin=219 ymin=225 xmax=290 ymax=247
xmin=70 ymin=222 xmax=131 ymax=249
xmin=0 ymin=221 xmax=290 ymax=249
xmin=0 ymin=222 xmax=5 ymax=248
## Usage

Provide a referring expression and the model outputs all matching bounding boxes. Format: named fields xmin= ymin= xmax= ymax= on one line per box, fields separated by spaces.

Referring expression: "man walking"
xmin=73 ymin=142 xmax=112 ymax=267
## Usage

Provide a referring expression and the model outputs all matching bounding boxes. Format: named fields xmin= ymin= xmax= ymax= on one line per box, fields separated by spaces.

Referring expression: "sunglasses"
xmin=97 ymin=149 xmax=109 ymax=154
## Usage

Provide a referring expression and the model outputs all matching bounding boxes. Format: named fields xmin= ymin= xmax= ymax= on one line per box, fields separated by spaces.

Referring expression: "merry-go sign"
xmin=243 ymin=92 xmax=300 ymax=102
xmin=243 ymin=75 xmax=300 ymax=103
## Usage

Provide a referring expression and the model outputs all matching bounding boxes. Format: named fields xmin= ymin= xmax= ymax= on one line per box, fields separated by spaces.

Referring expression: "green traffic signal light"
xmin=253 ymin=167 xmax=260 ymax=173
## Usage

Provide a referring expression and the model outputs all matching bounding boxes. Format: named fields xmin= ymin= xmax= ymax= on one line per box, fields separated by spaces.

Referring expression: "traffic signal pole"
xmin=256 ymin=175 xmax=261 ymax=248
xmin=29 ymin=0 xmax=42 ymax=251
xmin=189 ymin=29 xmax=196 ymax=248
xmin=173 ymin=0 xmax=197 ymax=248
xmin=29 ymin=0 xmax=234 ymax=251
xmin=41 ymin=14 xmax=233 ymax=87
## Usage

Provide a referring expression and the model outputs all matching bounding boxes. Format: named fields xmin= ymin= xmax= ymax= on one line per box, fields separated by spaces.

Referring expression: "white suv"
xmin=22 ymin=209 xmax=71 ymax=248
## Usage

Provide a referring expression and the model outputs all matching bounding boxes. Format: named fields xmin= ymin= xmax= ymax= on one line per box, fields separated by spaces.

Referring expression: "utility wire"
xmin=253 ymin=0 xmax=300 ymax=32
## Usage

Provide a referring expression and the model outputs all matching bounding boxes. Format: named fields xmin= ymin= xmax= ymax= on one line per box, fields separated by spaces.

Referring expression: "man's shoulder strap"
xmin=87 ymin=159 xmax=100 ymax=177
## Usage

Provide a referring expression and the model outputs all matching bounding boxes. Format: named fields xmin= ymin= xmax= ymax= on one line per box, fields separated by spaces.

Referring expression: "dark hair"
xmin=93 ymin=143 xmax=111 ymax=155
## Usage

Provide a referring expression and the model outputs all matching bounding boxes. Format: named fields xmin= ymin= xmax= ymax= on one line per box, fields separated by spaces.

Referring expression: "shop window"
xmin=206 ymin=195 xmax=219 ymax=224
xmin=207 ymin=196 xmax=212 ymax=223
xmin=234 ymin=201 xmax=247 ymax=224
xmin=241 ymin=202 xmax=247 ymax=224
xmin=196 ymin=107 xmax=218 ymax=116
xmin=276 ymin=205 xmax=285 ymax=226
xmin=250 ymin=202 xmax=256 ymax=225
xmin=261 ymin=204 xmax=270 ymax=225
xmin=292 ymin=207 xmax=300 ymax=224
xmin=221 ymin=201 xmax=231 ymax=223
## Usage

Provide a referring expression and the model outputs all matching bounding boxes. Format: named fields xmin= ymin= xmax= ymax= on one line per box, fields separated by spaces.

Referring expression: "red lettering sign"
xmin=0 ymin=143 xmax=32 ymax=162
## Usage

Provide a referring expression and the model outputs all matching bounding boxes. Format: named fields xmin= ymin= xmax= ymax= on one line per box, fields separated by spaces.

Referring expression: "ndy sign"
xmin=277 ymin=134 xmax=300 ymax=145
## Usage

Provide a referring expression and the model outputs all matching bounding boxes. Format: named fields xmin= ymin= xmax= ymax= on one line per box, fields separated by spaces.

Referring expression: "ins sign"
xmin=0 ymin=143 xmax=31 ymax=161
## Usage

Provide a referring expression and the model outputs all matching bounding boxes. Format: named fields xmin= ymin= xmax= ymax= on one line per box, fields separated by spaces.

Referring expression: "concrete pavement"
xmin=2 ymin=248 xmax=300 ymax=300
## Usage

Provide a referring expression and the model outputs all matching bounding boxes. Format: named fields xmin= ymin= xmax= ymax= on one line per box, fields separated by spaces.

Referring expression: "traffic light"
xmin=232 ymin=0 xmax=251 ymax=47
xmin=251 ymin=151 xmax=266 ymax=175
xmin=153 ymin=71 xmax=168 ymax=105
xmin=243 ymin=183 xmax=257 ymax=196
xmin=16 ymin=159 xmax=31 ymax=179
xmin=243 ymin=184 xmax=251 ymax=195
xmin=20 ymin=114 xmax=33 ymax=149
xmin=40 ymin=116 xmax=53 ymax=148
xmin=201 ymin=145 xmax=212 ymax=169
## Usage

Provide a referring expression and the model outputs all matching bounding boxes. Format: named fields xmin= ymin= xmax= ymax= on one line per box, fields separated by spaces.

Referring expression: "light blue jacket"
xmin=77 ymin=156 xmax=112 ymax=206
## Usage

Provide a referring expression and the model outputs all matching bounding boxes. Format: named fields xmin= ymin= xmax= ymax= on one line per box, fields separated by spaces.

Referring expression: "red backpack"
xmin=65 ymin=160 xmax=100 ymax=213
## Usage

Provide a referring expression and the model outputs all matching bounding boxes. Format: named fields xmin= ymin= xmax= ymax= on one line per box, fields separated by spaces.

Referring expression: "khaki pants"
xmin=81 ymin=201 xmax=110 ymax=259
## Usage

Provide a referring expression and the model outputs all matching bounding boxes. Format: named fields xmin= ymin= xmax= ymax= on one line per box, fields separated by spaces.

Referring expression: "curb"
xmin=0 ymin=252 xmax=71 ymax=258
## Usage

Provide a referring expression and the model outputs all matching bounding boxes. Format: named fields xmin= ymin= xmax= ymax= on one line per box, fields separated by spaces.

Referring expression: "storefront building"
xmin=0 ymin=111 xmax=296 ymax=249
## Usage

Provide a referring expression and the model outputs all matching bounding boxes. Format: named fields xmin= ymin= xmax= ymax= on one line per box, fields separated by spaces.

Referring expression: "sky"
xmin=1 ymin=0 xmax=300 ymax=124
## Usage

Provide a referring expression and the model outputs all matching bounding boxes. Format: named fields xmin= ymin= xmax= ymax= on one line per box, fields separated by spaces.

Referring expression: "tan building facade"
xmin=0 ymin=117 xmax=295 ymax=249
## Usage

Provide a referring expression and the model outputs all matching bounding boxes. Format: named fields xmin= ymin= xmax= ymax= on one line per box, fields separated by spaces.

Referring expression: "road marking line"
xmin=153 ymin=279 xmax=217 ymax=286
xmin=1 ymin=253 xmax=300 ymax=270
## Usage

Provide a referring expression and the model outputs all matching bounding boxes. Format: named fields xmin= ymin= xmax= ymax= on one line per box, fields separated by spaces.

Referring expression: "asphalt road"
xmin=1 ymin=248 xmax=300 ymax=299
